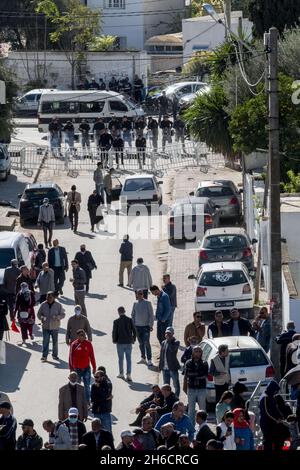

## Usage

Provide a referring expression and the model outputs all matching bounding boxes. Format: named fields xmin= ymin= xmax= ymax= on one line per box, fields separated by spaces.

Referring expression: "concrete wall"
xmin=5 ymin=51 xmax=148 ymax=90
xmin=150 ymin=54 xmax=183 ymax=73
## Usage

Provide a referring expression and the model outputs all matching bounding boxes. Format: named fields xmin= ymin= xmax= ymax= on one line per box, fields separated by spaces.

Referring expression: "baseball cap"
xmin=0 ymin=401 xmax=11 ymax=409
xmin=165 ymin=327 xmax=174 ymax=334
xmin=68 ymin=407 xmax=79 ymax=416
xmin=121 ymin=430 xmax=134 ymax=438
xmin=19 ymin=419 xmax=34 ymax=427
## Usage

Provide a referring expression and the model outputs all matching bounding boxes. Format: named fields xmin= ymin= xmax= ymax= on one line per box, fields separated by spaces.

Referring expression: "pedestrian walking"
xmin=75 ymin=244 xmax=97 ymax=294
xmin=66 ymin=305 xmax=92 ymax=345
xmin=184 ymin=345 xmax=208 ymax=426
xmin=16 ymin=419 xmax=43 ymax=450
xmin=207 ymin=310 xmax=231 ymax=338
xmin=112 ymin=134 xmax=124 ymax=167
xmin=93 ymin=161 xmax=105 ymax=201
xmin=118 ymin=234 xmax=133 ymax=287
xmin=275 ymin=321 xmax=297 ymax=377
xmin=63 ymin=121 xmax=75 ymax=154
xmin=162 ymin=274 xmax=177 ymax=326
xmin=82 ymin=418 xmax=114 ymax=450
xmin=121 ymin=116 xmax=133 ymax=147
xmin=158 ymin=327 xmax=180 ymax=398
xmin=63 ymin=407 xmax=87 ymax=449
xmin=70 ymin=259 xmax=87 ymax=316
xmin=0 ymin=299 xmax=9 ymax=342
xmin=87 ymin=189 xmax=102 ymax=232
xmin=38 ymin=197 xmax=55 ymax=249
xmin=155 ymin=402 xmax=195 ymax=442
xmin=129 ymin=258 xmax=152 ymax=299
xmin=158 ymin=91 xmax=169 ymax=123
xmin=150 ymin=285 xmax=172 ymax=344
xmin=91 ymin=370 xmax=113 ymax=433
xmin=112 ymin=306 xmax=136 ymax=382
xmin=103 ymin=168 xmax=113 ymax=207
xmin=0 ymin=401 xmax=17 ymax=451
xmin=67 ymin=185 xmax=81 ymax=233
xmin=34 ymin=244 xmax=46 ymax=275
xmin=69 ymin=329 xmax=96 ymax=403
xmin=147 ymin=117 xmax=158 ymax=152
xmin=42 ymin=419 xmax=72 ymax=450
xmin=58 ymin=371 xmax=88 ymax=422
xmin=48 ymin=239 xmax=69 ymax=296
xmin=15 ymin=265 xmax=35 ymax=294
xmin=131 ymin=289 xmax=154 ymax=366
xmin=135 ymin=134 xmax=146 ymax=168
xmin=226 ymin=308 xmax=255 ymax=336
xmin=48 ymin=118 xmax=62 ymax=157
xmin=160 ymin=116 xmax=173 ymax=152
xmin=252 ymin=307 xmax=271 ymax=353
xmin=3 ymin=259 xmax=20 ymax=320
xmin=37 ymin=291 xmax=65 ymax=362
xmin=79 ymin=119 xmax=91 ymax=157
xmin=209 ymin=344 xmax=231 ymax=403
xmin=184 ymin=312 xmax=206 ymax=346
xmin=15 ymin=282 xmax=35 ymax=344
xmin=35 ymin=262 xmax=55 ymax=303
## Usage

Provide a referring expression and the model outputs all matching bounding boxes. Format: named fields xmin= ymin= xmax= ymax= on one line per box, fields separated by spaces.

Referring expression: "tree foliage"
xmin=88 ymin=35 xmax=117 ymax=52
xmin=0 ymin=63 xmax=18 ymax=141
xmin=249 ymin=0 xmax=300 ymax=37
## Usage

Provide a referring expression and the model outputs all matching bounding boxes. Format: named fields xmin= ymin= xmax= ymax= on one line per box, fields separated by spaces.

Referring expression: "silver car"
xmin=190 ymin=180 xmax=242 ymax=222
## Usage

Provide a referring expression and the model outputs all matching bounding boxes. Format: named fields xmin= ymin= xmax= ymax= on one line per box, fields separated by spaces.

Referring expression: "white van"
xmin=0 ymin=144 xmax=11 ymax=181
xmin=14 ymin=89 xmax=55 ymax=115
xmin=38 ymin=90 xmax=145 ymax=133
xmin=120 ymin=174 xmax=163 ymax=211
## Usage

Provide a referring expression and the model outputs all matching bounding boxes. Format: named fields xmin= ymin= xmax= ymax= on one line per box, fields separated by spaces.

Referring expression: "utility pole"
xmin=224 ymin=0 xmax=231 ymax=37
xmin=265 ymin=27 xmax=282 ymax=378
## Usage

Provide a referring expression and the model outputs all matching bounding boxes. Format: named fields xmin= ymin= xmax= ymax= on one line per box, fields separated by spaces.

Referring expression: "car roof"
xmin=173 ymin=196 xmax=211 ymax=205
xmin=0 ymin=231 xmax=24 ymax=249
xmin=204 ymin=336 xmax=263 ymax=351
xmin=23 ymin=89 xmax=55 ymax=95
xmin=25 ymin=182 xmax=58 ymax=190
xmin=204 ymin=227 xmax=249 ymax=237
xmin=123 ymin=174 xmax=156 ymax=180
xmin=200 ymin=261 xmax=246 ymax=271
xmin=165 ymin=82 xmax=206 ymax=91
xmin=197 ymin=180 xmax=230 ymax=188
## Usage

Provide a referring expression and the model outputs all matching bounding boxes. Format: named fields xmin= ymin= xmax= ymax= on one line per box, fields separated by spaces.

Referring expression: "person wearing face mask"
xmin=35 ymin=262 xmax=55 ymax=303
xmin=63 ymin=407 xmax=87 ymax=449
xmin=74 ymin=244 xmax=97 ymax=294
xmin=58 ymin=372 xmax=88 ymax=422
xmin=66 ymin=305 xmax=92 ymax=346
xmin=15 ymin=282 xmax=35 ymax=344
xmin=38 ymin=198 xmax=55 ymax=249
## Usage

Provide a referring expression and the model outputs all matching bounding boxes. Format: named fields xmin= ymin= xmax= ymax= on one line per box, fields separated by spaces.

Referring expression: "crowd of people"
xmin=77 ymin=75 xmax=145 ymax=103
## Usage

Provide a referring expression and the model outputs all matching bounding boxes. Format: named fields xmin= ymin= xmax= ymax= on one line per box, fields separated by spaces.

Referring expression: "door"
xmin=111 ymin=175 xmax=123 ymax=201
xmin=107 ymin=99 xmax=129 ymax=119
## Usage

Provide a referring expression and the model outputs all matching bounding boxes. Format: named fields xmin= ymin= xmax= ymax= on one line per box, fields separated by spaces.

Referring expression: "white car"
xmin=190 ymin=261 xmax=254 ymax=316
xmin=14 ymin=88 xmax=55 ymax=115
xmin=120 ymin=174 xmax=163 ymax=213
xmin=199 ymin=336 xmax=275 ymax=403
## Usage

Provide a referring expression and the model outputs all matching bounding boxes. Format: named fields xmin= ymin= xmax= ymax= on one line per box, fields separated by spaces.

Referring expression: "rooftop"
xmin=208 ymin=335 xmax=262 ymax=350
xmin=146 ymin=32 xmax=183 ymax=46
xmin=183 ymin=10 xmax=244 ymax=23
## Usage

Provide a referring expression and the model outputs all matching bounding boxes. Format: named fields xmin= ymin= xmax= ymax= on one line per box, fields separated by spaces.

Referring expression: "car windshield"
xmin=0 ymin=248 xmax=15 ymax=269
xmin=229 ymin=349 xmax=268 ymax=367
xmin=199 ymin=270 xmax=247 ymax=286
xmin=124 ymin=178 xmax=154 ymax=191
xmin=173 ymin=203 xmax=205 ymax=216
xmin=203 ymin=235 xmax=248 ymax=249
xmin=0 ymin=147 xmax=7 ymax=159
xmin=196 ymin=186 xmax=234 ymax=197
xmin=23 ymin=188 xmax=58 ymax=200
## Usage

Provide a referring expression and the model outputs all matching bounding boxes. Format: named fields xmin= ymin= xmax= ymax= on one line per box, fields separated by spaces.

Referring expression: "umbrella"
xmin=283 ymin=364 xmax=300 ymax=386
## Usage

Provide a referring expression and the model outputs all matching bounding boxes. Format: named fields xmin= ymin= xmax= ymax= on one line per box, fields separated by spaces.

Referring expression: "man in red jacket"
xmin=69 ymin=329 xmax=96 ymax=403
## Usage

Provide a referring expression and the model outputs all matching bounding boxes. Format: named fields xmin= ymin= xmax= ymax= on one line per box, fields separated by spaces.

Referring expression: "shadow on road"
xmin=128 ymin=382 xmax=154 ymax=392
xmin=91 ymin=328 xmax=106 ymax=338
xmin=86 ymin=293 xmax=107 ymax=300
xmin=0 ymin=342 xmax=31 ymax=392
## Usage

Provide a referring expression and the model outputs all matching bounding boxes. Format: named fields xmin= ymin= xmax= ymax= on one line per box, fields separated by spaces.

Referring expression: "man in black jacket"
xmin=82 ymin=418 xmax=114 ymax=450
xmin=0 ymin=401 xmax=17 ymax=451
xmin=118 ymin=234 xmax=133 ymax=287
xmin=184 ymin=346 xmax=208 ymax=426
xmin=194 ymin=411 xmax=216 ymax=450
xmin=71 ymin=259 xmax=87 ymax=316
xmin=63 ymin=407 xmax=87 ymax=449
xmin=48 ymin=239 xmax=69 ymax=296
xmin=112 ymin=306 xmax=136 ymax=382
xmin=207 ymin=311 xmax=231 ymax=338
xmin=91 ymin=370 xmax=113 ymax=433
xmin=275 ymin=321 xmax=297 ymax=377
xmin=74 ymin=244 xmax=97 ymax=294
xmin=226 ymin=308 xmax=255 ymax=336
xmin=159 ymin=327 xmax=180 ymax=398
xmin=162 ymin=274 xmax=177 ymax=326
xmin=16 ymin=419 xmax=43 ymax=450
xmin=99 ymin=129 xmax=113 ymax=166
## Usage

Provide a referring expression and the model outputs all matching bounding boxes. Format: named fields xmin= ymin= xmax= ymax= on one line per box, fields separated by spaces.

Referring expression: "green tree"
xmin=249 ymin=0 xmax=300 ymax=37
xmin=191 ymin=0 xmax=223 ymax=17
xmin=88 ymin=35 xmax=117 ymax=52
xmin=0 ymin=62 xmax=18 ymax=142
xmin=36 ymin=0 xmax=101 ymax=88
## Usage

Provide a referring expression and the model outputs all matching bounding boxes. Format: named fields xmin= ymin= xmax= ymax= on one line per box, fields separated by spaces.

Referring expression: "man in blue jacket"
xmin=150 ymin=285 xmax=171 ymax=344
xmin=155 ymin=401 xmax=195 ymax=442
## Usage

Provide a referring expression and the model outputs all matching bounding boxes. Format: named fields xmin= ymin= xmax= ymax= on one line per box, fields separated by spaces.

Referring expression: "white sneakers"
xmin=126 ymin=374 xmax=132 ymax=382
xmin=117 ymin=373 xmax=125 ymax=379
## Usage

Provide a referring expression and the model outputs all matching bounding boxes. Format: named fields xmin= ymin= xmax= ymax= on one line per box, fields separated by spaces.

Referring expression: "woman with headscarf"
xmin=259 ymin=380 xmax=289 ymax=451
xmin=14 ymin=282 xmax=35 ymax=344
xmin=233 ymin=408 xmax=254 ymax=450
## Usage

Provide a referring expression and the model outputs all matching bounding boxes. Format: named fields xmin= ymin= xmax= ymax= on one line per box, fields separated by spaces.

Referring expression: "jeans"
xmin=75 ymin=366 xmax=91 ymax=403
xmin=95 ymin=183 xmax=105 ymax=202
xmin=123 ymin=131 xmax=132 ymax=147
xmin=135 ymin=326 xmax=152 ymax=360
xmin=42 ymin=329 xmax=58 ymax=358
xmin=187 ymin=388 xmax=207 ymax=425
xmin=162 ymin=369 xmax=180 ymax=398
xmin=81 ymin=134 xmax=90 ymax=154
xmin=116 ymin=343 xmax=132 ymax=375
xmin=157 ymin=318 xmax=171 ymax=344
xmin=94 ymin=412 xmax=112 ymax=433
xmin=42 ymin=222 xmax=53 ymax=246
xmin=69 ymin=205 xmax=79 ymax=231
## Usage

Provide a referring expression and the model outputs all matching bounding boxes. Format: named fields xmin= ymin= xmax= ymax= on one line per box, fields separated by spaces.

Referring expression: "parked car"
xmin=178 ymin=85 xmax=211 ymax=111
xmin=198 ymin=227 xmax=257 ymax=269
xmin=0 ymin=231 xmax=33 ymax=296
xmin=0 ymin=144 xmax=12 ymax=181
xmin=120 ymin=174 xmax=163 ymax=212
xmin=146 ymin=81 xmax=207 ymax=112
xmin=23 ymin=232 xmax=38 ymax=270
xmin=190 ymin=180 xmax=243 ymax=222
xmin=168 ymin=196 xmax=220 ymax=245
xmin=189 ymin=261 xmax=254 ymax=317
xmin=18 ymin=182 xmax=65 ymax=226
xmin=14 ymin=89 xmax=55 ymax=115
xmin=199 ymin=336 xmax=275 ymax=404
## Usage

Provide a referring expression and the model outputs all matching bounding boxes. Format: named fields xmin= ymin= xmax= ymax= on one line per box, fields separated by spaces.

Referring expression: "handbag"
xmin=19 ymin=311 xmax=29 ymax=319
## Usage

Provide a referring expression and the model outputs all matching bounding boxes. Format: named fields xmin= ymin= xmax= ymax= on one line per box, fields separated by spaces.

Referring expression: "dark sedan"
xmin=168 ymin=197 xmax=220 ymax=245
xmin=18 ymin=183 xmax=65 ymax=226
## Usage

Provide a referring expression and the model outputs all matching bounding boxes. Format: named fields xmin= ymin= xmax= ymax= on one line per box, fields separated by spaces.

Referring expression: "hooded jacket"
xmin=259 ymin=380 xmax=282 ymax=432
xmin=129 ymin=264 xmax=152 ymax=290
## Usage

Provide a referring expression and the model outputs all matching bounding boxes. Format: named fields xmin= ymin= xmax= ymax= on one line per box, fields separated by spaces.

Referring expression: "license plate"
xmin=215 ymin=301 xmax=234 ymax=307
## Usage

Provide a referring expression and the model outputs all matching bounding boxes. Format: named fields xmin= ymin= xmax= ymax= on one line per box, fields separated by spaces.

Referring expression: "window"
xmin=79 ymin=101 xmax=105 ymax=113
xmin=199 ymin=270 xmax=247 ymax=287
xmin=229 ymin=349 xmax=268 ymax=368
xmin=41 ymin=101 xmax=79 ymax=114
xmin=19 ymin=239 xmax=30 ymax=262
xmin=24 ymin=188 xmax=59 ymax=201
xmin=201 ymin=344 xmax=212 ymax=362
xmin=0 ymin=248 xmax=15 ymax=269
xmin=24 ymin=94 xmax=36 ymax=102
xmin=196 ymin=186 xmax=234 ymax=197
xmin=203 ymin=235 xmax=248 ymax=249
xmin=124 ymin=178 xmax=155 ymax=192
xmin=0 ymin=147 xmax=7 ymax=160
xmin=109 ymin=100 xmax=128 ymax=112
xmin=106 ymin=0 xmax=125 ymax=8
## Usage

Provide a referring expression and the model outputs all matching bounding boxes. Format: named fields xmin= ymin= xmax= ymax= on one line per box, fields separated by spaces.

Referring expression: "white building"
xmin=85 ymin=0 xmax=186 ymax=50
xmin=182 ymin=10 xmax=253 ymax=63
